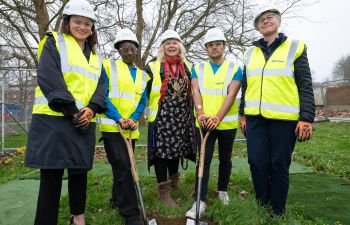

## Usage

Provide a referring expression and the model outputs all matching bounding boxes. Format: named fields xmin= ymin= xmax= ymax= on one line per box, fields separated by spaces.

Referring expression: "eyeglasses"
xmin=119 ymin=47 xmax=137 ymax=53
xmin=258 ymin=14 xmax=275 ymax=24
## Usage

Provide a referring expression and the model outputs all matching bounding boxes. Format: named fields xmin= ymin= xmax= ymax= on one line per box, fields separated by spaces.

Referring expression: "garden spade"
xmin=117 ymin=124 xmax=157 ymax=225
xmin=186 ymin=126 xmax=210 ymax=225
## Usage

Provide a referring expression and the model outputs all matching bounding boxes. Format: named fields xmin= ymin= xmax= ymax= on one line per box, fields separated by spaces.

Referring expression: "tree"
xmin=0 ymin=0 xmax=311 ymax=69
xmin=332 ymin=54 xmax=350 ymax=80
xmin=0 ymin=0 xmax=313 ymax=120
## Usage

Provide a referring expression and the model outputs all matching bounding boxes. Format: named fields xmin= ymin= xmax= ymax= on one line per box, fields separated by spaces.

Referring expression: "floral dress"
xmin=154 ymin=73 xmax=195 ymax=159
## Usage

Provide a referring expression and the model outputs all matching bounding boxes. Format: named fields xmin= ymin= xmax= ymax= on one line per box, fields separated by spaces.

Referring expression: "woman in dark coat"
xmin=24 ymin=1 xmax=106 ymax=224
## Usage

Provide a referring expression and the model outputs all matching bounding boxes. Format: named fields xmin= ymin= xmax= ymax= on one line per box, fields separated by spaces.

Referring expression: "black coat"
xmin=25 ymin=35 xmax=106 ymax=170
xmin=239 ymin=33 xmax=315 ymax=122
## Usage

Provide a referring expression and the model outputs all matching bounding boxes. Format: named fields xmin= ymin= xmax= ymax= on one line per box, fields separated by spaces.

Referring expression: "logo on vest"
xmin=271 ymin=60 xmax=285 ymax=63
xmin=215 ymin=82 xmax=224 ymax=85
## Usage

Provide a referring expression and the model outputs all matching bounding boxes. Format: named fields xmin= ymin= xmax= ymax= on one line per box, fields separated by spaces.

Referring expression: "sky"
xmin=280 ymin=0 xmax=350 ymax=82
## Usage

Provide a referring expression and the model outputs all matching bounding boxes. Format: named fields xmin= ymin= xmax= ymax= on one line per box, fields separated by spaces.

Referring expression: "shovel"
xmin=117 ymin=124 xmax=157 ymax=225
xmin=186 ymin=126 xmax=210 ymax=225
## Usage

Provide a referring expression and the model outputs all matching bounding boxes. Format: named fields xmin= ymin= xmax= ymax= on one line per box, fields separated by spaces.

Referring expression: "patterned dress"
xmin=154 ymin=73 xmax=195 ymax=159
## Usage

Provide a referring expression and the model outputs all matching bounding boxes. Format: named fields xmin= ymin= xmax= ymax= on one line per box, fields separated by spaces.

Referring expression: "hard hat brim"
xmin=114 ymin=40 xmax=139 ymax=50
xmin=161 ymin=37 xmax=182 ymax=44
xmin=204 ymin=39 xmax=226 ymax=46
xmin=63 ymin=11 xmax=97 ymax=22
xmin=254 ymin=9 xmax=281 ymax=30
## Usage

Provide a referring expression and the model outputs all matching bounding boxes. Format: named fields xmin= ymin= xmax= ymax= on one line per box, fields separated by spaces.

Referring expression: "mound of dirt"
xmin=152 ymin=216 xmax=216 ymax=225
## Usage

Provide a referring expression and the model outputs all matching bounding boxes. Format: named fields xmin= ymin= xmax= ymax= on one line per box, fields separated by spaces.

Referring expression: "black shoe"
xmin=269 ymin=209 xmax=284 ymax=218
xmin=125 ymin=215 xmax=142 ymax=225
xmin=109 ymin=199 xmax=118 ymax=209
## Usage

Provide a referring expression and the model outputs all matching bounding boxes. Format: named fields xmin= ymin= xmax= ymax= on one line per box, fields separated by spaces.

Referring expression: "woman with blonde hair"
xmin=144 ymin=30 xmax=196 ymax=208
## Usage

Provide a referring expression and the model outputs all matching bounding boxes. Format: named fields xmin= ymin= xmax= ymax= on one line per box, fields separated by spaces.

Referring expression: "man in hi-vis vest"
xmin=97 ymin=29 xmax=146 ymax=225
xmin=186 ymin=28 xmax=242 ymax=219
xmin=239 ymin=6 xmax=315 ymax=216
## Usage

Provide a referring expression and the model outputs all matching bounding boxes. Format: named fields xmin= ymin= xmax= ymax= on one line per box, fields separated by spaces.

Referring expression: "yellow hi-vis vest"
xmin=147 ymin=60 xmax=191 ymax=122
xmin=96 ymin=59 xmax=147 ymax=139
xmin=244 ymin=39 xmax=305 ymax=121
xmin=32 ymin=31 xmax=102 ymax=122
xmin=194 ymin=60 xmax=239 ymax=130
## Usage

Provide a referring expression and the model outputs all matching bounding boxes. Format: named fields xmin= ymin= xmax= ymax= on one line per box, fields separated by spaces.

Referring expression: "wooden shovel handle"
xmin=117 ymin=124 xmax=139 ymax=182
xmin=198 ymin=127 xmax=210 ymax=178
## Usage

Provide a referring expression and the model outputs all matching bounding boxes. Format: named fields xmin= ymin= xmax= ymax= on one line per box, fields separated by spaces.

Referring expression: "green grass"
xmin=0 ymin=134 xmax=27 ymax=151
xmin=293 ymin=122 xmax=350 ymax=180
xmin=0 ymin=148 xmax=33 ymax=185
xmin=56 ymin=167 xmax=327 ymax=225
xmin=288 ymin=173 xmax=350 ymax=224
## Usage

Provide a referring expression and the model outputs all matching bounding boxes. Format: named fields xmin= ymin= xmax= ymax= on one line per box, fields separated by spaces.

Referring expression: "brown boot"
xmin=157 ymin=180 xmax=179 ymax=208
xmin=169 ymin=173 xmax=180 ymax=192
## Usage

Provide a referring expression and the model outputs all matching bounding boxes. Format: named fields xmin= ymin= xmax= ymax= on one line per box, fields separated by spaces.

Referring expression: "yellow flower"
xmin=16 ymin=147 xmax=26 ymax=155
xmin=4 ymin=158 xmax=13 ymax=164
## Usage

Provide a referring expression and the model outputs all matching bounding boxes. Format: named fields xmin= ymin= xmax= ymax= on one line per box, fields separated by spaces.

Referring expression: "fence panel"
xmin=0 ymin=69 xmax=36 ymax=154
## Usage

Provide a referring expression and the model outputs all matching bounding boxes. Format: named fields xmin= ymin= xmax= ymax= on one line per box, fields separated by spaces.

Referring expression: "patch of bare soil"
xmin=152 ymin=216 xmax=216 ymax=225
xmin=316 ymin=108 xmax=350 ymax=118
xmin=94 ymin=146 xmax=106 ymax=160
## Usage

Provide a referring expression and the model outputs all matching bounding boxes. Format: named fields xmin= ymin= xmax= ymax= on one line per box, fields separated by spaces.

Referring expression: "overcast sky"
xmin=280 ymin=0 xmax=350 ymax=82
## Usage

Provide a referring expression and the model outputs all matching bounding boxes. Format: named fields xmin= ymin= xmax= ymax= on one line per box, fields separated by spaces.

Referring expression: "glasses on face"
xmin=119 ymin=47 xmax=137 ymax=53
xmin=258 ymin=14 xmax=275 ymax=25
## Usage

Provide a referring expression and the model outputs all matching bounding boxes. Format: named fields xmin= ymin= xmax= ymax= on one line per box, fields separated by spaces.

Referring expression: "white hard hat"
xmin=114 ymin=28 xmax=139 ymax=49
xmin=63 ymin=0 xmax=97 ymax=22
xmin=254 ymin=5 xmax=281 ymax=30
xmin=203 ymin=28 xmax=226 ymax=46
xmin=160 ymin=30 xmax=182 ymax=44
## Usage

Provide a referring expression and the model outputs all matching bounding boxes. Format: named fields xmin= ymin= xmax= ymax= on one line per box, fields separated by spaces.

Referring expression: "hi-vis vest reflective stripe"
xmin=244 ymin=39 xmax=305 ymax=121
xmin=194 ymin=60 xmax=239 ymax=130
xmin=33 ymin=31 xmax=102 ymax=122
xmin=97 ymin=59 xmax=146 ymax=139
xmin=147 ymin=60 xmax=191 ymax=122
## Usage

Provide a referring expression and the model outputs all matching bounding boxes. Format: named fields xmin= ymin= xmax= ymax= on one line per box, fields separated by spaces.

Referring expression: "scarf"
xmin=158 ymin=55 xmax=188 ymax=104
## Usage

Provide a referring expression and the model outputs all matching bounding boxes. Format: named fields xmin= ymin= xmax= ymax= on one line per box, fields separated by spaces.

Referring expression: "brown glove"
xmin=118 ymin=118 xmax=129 ymax=129
xmin=79 ymin=107 xmax=94 ymax=124
xmin=206 ymin=114 xmax=223 ymax=131
xmin=72 ymin=107 xmax=94 ymax=133
xmin=295 ymin=121 xmax=313 ymax=142
xmin=197 ymin=113 xmax=209 ymax=129
xmin=240 ymin=116 xmax=246 ymax=137
xmin=127 ymin=119 xmax=138 ymax=131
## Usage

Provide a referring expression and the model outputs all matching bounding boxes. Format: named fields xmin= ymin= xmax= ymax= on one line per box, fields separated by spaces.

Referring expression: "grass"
xmin=293 ymin=122 xmax=350 ymax=180
xmin=1 ymin=122 xmax=350 ymax=225
xmin=56 ymin=166 xmax=327 ymax=225
xmin=0 ymin=133 xmax=27 ymax=151
xmin=0 ymin=147 xmax=33 ymax=184
xmin=288 ymin=173 xmax=350 ymax=224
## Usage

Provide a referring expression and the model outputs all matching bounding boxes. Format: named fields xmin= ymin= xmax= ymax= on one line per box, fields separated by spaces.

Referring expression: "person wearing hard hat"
xmin=24 ymin=0 xmax=106 ymax=224
xmin=96 ymin=28 xmax=146 ymax=225
xmin=144 ymin=30 xmax=196 ymax=208
xmin=239 ymin=6 xmax=315 ymax=216
xmin=185 ymin=28 xmax=242 ymax=219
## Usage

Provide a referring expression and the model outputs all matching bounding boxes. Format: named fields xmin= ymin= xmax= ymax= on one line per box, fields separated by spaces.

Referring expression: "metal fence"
xmin=0 ymin=68 xmax=36 ymax=155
